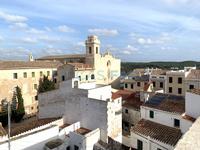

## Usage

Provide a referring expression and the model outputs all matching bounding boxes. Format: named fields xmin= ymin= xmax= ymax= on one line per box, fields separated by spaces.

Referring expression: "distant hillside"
xmin=121 ymin=61 xmax=200 ymax=73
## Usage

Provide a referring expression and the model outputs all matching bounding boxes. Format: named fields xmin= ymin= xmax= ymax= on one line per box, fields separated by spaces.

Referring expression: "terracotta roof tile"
xmin=68 ymin=62 xmax=93 ymax=69
xmin=132 ymin=119 xmax=182 ymax=146
xmin=112 ymin=90 xmax=133 ymax=100
xmin=186 ymin=69 xmax=200 ymax=80
xmin=37 ymin=54 xmax=86 ymax=60
xmin=0 ymin=61 xmax=62 ymax=70
xmin=182 ymin=113 xmax=196 ymax=123
xmin=123 ymin=92 xmax=143 ymax=110
xmin=6 ymin=118 xmax=60 ymax=137
xmin=188 ymin=89 xmax=200 ymax=95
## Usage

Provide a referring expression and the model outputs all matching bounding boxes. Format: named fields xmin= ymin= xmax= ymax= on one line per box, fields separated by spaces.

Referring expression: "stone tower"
xmin=29 ymin=53 xmax=34 ymax=62
xmin=85 ymin=35 xmax=100 ymax=67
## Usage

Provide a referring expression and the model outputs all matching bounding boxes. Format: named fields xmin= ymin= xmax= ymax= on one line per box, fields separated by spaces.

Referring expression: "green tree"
xmin=12 ymin=86 xmax=25 ymax=122
xmin=38 ymin=75 xmax=55 ymax=93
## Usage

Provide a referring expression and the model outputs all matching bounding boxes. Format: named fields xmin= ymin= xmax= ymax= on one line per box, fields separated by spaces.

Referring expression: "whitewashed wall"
xmin=186 ymin=92 xmax=200 ymax=118
xmin=141 ymin=106 xmax=192 ymax=133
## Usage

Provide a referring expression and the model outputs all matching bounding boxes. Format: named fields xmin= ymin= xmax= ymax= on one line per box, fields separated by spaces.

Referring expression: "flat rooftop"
xmin=75 ymin=127 xmax=91 ymax=135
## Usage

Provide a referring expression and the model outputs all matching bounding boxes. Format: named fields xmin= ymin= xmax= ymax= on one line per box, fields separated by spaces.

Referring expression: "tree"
xmin=38 ymin=75 xmax=55 ymax=93
xmin=12 ymin=86 xmax=25 ymax=122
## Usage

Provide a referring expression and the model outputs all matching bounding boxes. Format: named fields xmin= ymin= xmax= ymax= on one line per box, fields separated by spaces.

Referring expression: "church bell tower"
xmin=85 ymin=35 xmax=100 ymax=67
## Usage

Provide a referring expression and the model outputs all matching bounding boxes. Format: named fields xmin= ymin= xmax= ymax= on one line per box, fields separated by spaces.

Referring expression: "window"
xmin=169 ymin=77 xmax=173 ymax=83
xmin=178 ymin=77 xmax=182 ymax=84
xmin=178 ymin=88 xmax=182 ymax=94
xmin=96 ymin=47 xmax=98 ymax=54
xmin=47 ymin=71 xmax=50 ymax=76
xmin=137 ymin=82 xmax=141 ymax=87
xmin=125 ymin=83 xmax=128 ymax=88
xmin=13 ymin=73 xmax=18 ymax=79
xmin=174 ymin=119 xmax=180 ymax=128
xmin=189 ymin=85 xmax=194 ymax=90
xmin=137 ymin=140 xmax=143 ymax=150
xmin=40 ymin=71 xmax=43 ymax=77
xmin=86 ymin=75 xmax=88 ymax=80
xmin=169 ymin=87 xmax=172 ymax=93
xmin=149 ymin=110 xmax=154 ymax=118
xmin=23 ymin=72 xmax=27 ymax=78
xmin=91 ymin=74 xmax=95 ymax=79
xmin=34 ymin=84 xmax=37 ymax=90
xmin=54 ymin=78 xmax=57 ymax=83
xmin=89 ymin=47 xmax=92 ymax=54
xmin=79 ymin=76 xmax=81 ymax=81
xmin=31 ymin=107 xmax=34 ymax=110
xmin=32 ymin=72 xmax=35 ymax=78
xmin=125 ymin=109 xmax=128 ymax=114
xmin=131 ymin=84 xmax=133 ymax=89
xmin=160 ymin=82 xmax=163 ymax=88
xmin=153 ymin=82 xmax=156 ymax=87
xmin=66 ymin=146 xmax=70 ymax=150
xmin=62 ymin=75 xmax=65 ymax=81
xmin=157 ymin=148 xmax=162 ymax=150
xmin=74 ymin=145 xmax=79 ymax=150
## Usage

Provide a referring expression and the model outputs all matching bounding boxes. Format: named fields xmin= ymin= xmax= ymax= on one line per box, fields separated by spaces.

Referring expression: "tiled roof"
xmin=143 ymin=93 xmax=185 ymax=114
xmin=6 ymin=118 xmax=60 ymax=137
xmin=132 ymin=119 xmax=182 ymax=146
xmin=187 ymin=89 xmax=200 ymax=95
xmin=151 ymin=69 xmax=167 ymax=76
xmin=68 ymin=62 xmax=93 ymax=69
xmin=112 ymin=90 xmax=133 ymax=100
xmin=45 ymin=138 xmax=64 ymax=149
xmin=0 ymin=61 xmax=62 ymax=70
xmin=0 ymin=123 xmax=7 ymax=136
xmin=37 ymin=54 xmax=86 ymax=60
xmin=123 ymin=92 xmax=143 ymax=110
xmin=186 ymin=69 xmax=200 ymax=80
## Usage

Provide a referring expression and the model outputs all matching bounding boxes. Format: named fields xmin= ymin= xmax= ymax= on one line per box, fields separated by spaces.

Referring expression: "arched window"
xmin=89 ymin=47 xmax=92 ymax=54
xmin=91 ymin=74 xmax=95 ymax=80
xmin=96 ymin=47 xmax=98 ymax=54
xmin=86 ymin=75 xmax=88 ymax=80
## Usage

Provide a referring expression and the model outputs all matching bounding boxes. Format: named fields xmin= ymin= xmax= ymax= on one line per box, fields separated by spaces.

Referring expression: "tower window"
xmin=86 ymin=75 xmax=88 ymax=80
xmin=91 ymin=74 xmax=95 ymax=79
xmin=153 ymin=82 xmax=156 ymax=87
xmin=137 ymin=82 xmax=141 ymax=87
xmin=89 ymin=47 xmax=92 ymax=54
xmin=96 ymin=47 xmax=98 ymax=54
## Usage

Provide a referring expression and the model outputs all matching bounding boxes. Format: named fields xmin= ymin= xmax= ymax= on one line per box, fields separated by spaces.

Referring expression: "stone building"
xmin=37 ymin=35 xmax=121 ymax=88
xmin=0 ymin=60 xmax=61 ymax=115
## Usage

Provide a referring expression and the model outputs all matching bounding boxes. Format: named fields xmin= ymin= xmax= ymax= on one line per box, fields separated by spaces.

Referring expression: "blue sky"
xmin=0 ymin=0 xmax=200 ymax=62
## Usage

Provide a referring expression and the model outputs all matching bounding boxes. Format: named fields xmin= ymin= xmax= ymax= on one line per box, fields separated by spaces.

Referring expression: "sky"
xmin=0 ymin=0 xmax=200 ymax=62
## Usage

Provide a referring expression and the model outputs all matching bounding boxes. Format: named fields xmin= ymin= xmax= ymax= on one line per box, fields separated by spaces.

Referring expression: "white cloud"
xmin=57 ymin=25 xmax=74 ymax=32
xmin=38 ymin=35 xmax=62 ymax=43
xmin=137 ymin=38 xmax=146 ymax=44
xmin=27 ymin=28 xmax=45 ymax=34
xmin=88 ymin=28 xmax=118 ymax=36
xmin=45 ymin=27 xmax=52 ymax=32
xmin=9 ymin=22 xmax=28 ymax=30
xmin=77 ymin=41 xmax=85 ymax=47
xmin=21 ymin=37 xmax=37 ymax=44
xmin=0 ymin=11 xmax=28 ymax=23
xmin=121 ymin=45 xmax=138 ymax=55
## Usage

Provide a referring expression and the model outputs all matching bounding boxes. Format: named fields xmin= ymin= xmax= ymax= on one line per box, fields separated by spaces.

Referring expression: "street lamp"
xmin=3 ymin=100 xmax=11 ymax=150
